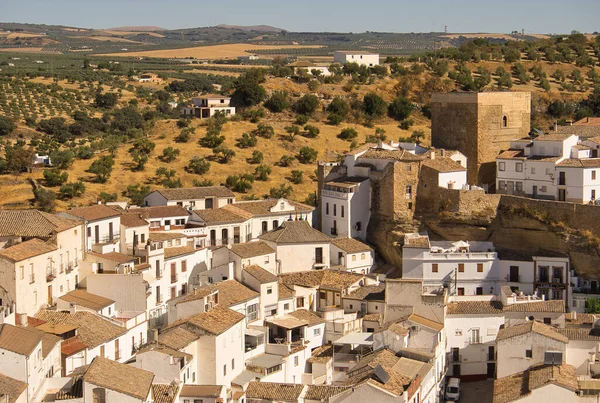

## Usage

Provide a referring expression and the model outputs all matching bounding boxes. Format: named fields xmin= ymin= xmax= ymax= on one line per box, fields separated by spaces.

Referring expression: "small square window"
xmin=516 ymin=163 xmax=523 ymax=172
xmin=498 ymin=162 xmax=506 ymax=172
xmin=267 ymin=287 xmax=272 ymax=295
xmin=284 ymin=303 xmax=289 ymax=310
xmin=432 ymin=264 xmax=438 ymax=273
xmin=526 ymin=349 xmax=532 ymax=358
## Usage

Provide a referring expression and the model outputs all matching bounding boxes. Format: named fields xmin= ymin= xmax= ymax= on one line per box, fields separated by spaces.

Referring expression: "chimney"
xmin=19 ymin=314 xmax=28 ymax=327
xmin=554 ymin=121 xmax=558 ymax=132
xmin=440 ymin=149 xmax=445 ymax=157
xmin=69 ymin=302 xmax=77 ymax=315
xmin=572 ymin=311 xmax=577 ymax=321
xmin=152 ymin=329 xmax=159 ymax=344
xmin=430 ymin=150 xmax=435 ymax=160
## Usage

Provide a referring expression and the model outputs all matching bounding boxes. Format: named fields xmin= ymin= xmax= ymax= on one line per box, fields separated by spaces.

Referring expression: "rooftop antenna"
xmin=444 ymin=25 xmax=448 ymax=34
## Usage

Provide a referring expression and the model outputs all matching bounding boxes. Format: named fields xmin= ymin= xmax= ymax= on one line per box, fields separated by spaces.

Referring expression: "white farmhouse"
xmin=143 ymin=186 xmax=235 ymax=210
xmin=182 ymin=95 xmax=236 ymax=119
xmin=259 ymin=220 xmax=331 ymax=273
xmin=333 ymin=51 xmax=379 ymax=67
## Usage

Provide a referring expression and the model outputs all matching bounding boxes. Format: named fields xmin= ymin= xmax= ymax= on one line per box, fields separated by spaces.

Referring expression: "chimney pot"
xmin=430 ymin=151 xmax=435 ymax=160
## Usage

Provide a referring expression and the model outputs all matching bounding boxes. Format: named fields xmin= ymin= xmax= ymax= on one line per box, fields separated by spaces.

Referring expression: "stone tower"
xmin=431 ymin=91 xmax=531 ymax=187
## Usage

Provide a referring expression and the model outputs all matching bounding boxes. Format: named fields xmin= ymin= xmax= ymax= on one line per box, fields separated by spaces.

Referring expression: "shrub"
xmin=253 ymin=123 xmax=274 ymax=139
xmin=212 ymin=146 xmax=236 ymax=163
xmin=199 ymin=132 xmax=225 ymax=148
xmin=243 ymin=107 xmax=265 ymax=123
xmin=186 ymin=156 xmax=211 ymax=175
xmin=160 ymin=147 xmax=181 ymax=162
xmin=294 ymin=94 xmax=319 ymax=116
xmin=59 ymin=181 xmax=86 ymax=199
xmin=303 ymin=125 xmax=320 ymax=138
xmin=193 ymin=178 xmax=214 ymax=187
xmin=269 ymin=184 xmax=293 ymax=199
xmin=248 ymin=150 xmax=264 ymax=164
xmin=327 ymin=113 xmax=344 ymax=125
xmin=254 ymin=164 xmax=272 ymax=181
xmin=99 ymin=192 xmax=117 ymax=203
xmin=175 ymin=127 xmax=195 ymax=143
xmin=50 ymin=150 xmax=75 ymax=169
xmin=176 ymin=118 xmax=191 ymax=128
xmin=88 ymin=155 xmax=114 ymax=183
xmin=290 ymin=170 xmax=303 ymax=184
xmin=236 ymin=133 xmax=258 ymax=148
xmin=284 ymin=125 xmax=300 ymax=142
xmin=34 ymin=187 xmax=56 ymax=212
xmin=279 ymin=155 xmax=295 ymax=167
xmin=226 ymin=174 xmax=255 ymax=193
xmin=297 ymin=147 xmax=318 ymax=164
xmin=295 ymin=114 xmax=309 ymax=125
xmin=307 ymin=79 xmax=320 ymax=91
xmin=363 ymin=93 xmax=387 ymax=118
xmin=43 ymin=169 xmax=68 ymax=187
xmin=338 ymin=128 xmax=358 ymax=141
xmin=76 ymin=146 xmax=94 ymax=160
xmin=125 ymin=184 xmax=151 ymax=205
xmin=388 ymin=96 xmax=413 ymax=121
xmin=264 ymin=91 xmax=289 ymax=113
xmin=366 ymin=127 xmax=387 ymax=143
xmin=0 ymin=116 xmax=16 ymax=136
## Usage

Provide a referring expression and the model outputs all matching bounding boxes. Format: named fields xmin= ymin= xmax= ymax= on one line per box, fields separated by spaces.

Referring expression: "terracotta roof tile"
xmin=246 ymin=382 xmax=305 ymax=401
xmin=0 ymin=324 xmax=42 ymax=356
xmin=307 ymin=344 xmax=338 ymax=364
xmin=363 ymin=313 xmax=383 ymax=323
xmin=67 ymin=205 xmax=121 ymax=221
xmin=360 ymin=148 xmax=423 ymax=162
xmin=493 ymin=363 xmax=578 ymax=403
xmin=0 ymin=210 xmax=80 ymax=238
xmin=148 ymin=232 xmax=187 ymax=242
xmin=346 ymin=349 xmax=412 ymax=397
xmin=447 ymin=301 xmax=504 ymax=315
xmin=421 ymin=156 xmax=466 ymax=172
xmin=165 ymin=307 xmax=245 ymax=336
xmin=0 ymin=238 xmax=57 ymax=262
xmin=176 ymin=280 xmax=258 ymax=307
xmin=288 ymin=309 xmax=325 ymax=326
xmin=157 ymin=327 xmax=199 ymax=350
xmin=305 ymin=385 xmax=349 ymax=400
xmin=129 ymin=205 xmax=189 ymax=219
xmin=164 ymin=245 xmax=196 ymax=259
xmin=565 ymin=312 xmax=596 ymax=326
xmin=87 ymin=251 xmax=136 ymax=264
xmin=408 ymin=313 xmax=443 ymax=331
xmin=180 ymin=385 xmax=223 ymax=398
xmin=243 ymin=265 xmax=278 ymax=284
xmin=0 ymin=373 xmax=27 ymax=403
xmin=231 ymin=241 xmax=275 ymax=258
xmin=259 ymin=220 xmax=330 ymax=243
xmin=84 ymin=357 xmax=154 ymax=400
xmin=331 ymin=237 xmax=372 ymax=253
xmin=503 ymin=300 xmax=565 ymax=313
xmin=58 ymin=290 xmax=115 ymax=311
xmin=155 ymin=186 xmax=234 ymax=200
xmin=279 ymin=270 xmax=364 ymax=291
xmin=152 ymin=384 xmax=179 ymax=403
xmin=345 ymin=285 xmax=385 ymax=301
xmin=497 ymin=149 xmax=526 ymax=159
xmin=556 ymin=327 xmax=600 ymax=341
xmin=496 ymin=321 xmax=568 ymax=343
xmin=35 ymin=310 xmax=127 ymax=348
xmin=194 ymin=205 xmax=252 ymax=224
xmin=278 ymin=283 xmax=295 ymax=300
xmin=232 ymin=198 xmax=314 ymax=217
xmin=403 ymin=234 xmax=431 ymax=249
xmin=119 ymin=212 xmax=148 ymax=228
xmin=557 ymin=158 xmax=600 ymax=168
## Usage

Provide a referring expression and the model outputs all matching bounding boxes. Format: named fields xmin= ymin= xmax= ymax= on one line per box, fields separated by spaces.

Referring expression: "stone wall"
xmin=377 ymin=161 xmax=420 ymax=221
xmin=418 ymin=185 xmax=501 ymax=217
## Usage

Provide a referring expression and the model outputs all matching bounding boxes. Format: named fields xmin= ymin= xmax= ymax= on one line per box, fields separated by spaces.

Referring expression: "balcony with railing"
xmin=536 ymin=276 xmax=564 ymax=284
xmin=66 ymin=262 xmax=75 ymax=274
xmin=46 ymin=267 xmax=56 ymax=282
xmin=465 ymin=335 xmax=482 ymax=346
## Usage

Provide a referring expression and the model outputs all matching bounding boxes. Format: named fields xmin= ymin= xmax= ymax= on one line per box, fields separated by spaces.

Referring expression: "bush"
xmin=193 ymin=178 xmax=214 ymax=187
xmin=295 ymin=114 xmax=309 ymax=125
xmin=34 ymin=188 xmax=56 ymax=212
xmin=253 ymin=123 xmax=274 ymax=139
xmin=249 ymin=150 xmax=264 ymax=164
xmin=155 ymin=167 xmax=182 ymax=188
xmin=0 ymin=116 xmax=16 ymax=136
xmin=264 ymin=91 xmax=289 ymax=113
xmin=254 ymin=164 xmax=272 ymax=181
xmin=226 ymin=174 xmax=255 ymax=193
xmin=88 ymin=155 xmax=114 ymax=183
xmin=94 ymin=92 xmax=118 ymax=109
xmin=125 ymin=184 xmax=151 ymax=205
xmin=279 ymin=155 xmax=295 ymax=167
xmin=43 ymin=169 xmax=68 ymax=187
xmin=236 ymin=133 xmax=258 ymax=148
xmin=212 ymin=146 xmax=236 ymax=163
xmin=290 ymin=170 xmax=303 ymax=184
xmin=59 ymin=181 xmax=86 ymax=199
xmin=186 ymin=156 xmax=211 ymax=175
xmin=388 ymin=96 xmax=413 ymax=121
xmin=338 ymin=128 xmax=358 ymax=141
xmin=303 ymin=125 xmax=320 ymax=138
xmin=399 ymin=118 xmax=414 ymax=130
xmin=76 ymin=146 xmax=94 ymax=160
xmin=50 ymin=150 xmax=75 ymax=169
xmin=243 ymin=107 xmax=265 ymax=123
xmin=284 ymin=125 xmax=300 ymax=142
xmin=294 ymin=94 xmax=319 ymax=116
xmin=99 ymin=192 xmax=117 ymax=203
xmin=176 ymin=118 xmax=191 ymax=128
xmin=327 ymin=97 xmax=349 ymax=123
xmin=269 ymin=184 xmax=293 ymax=199
xmin=160 ymin=147 xmax=180 ymax=162
xmin=199 ymin=132 xmax=225 ymax=148
xmin=231 ymin=69 xmax=267 ymax=107
xmin=175 ymin=127 xmax=195 ymax=143
xmin=297 ymin=147 xmax=318 ymax=164
xmin=327 ymin=113 xmax=344 ymax=125
xmin=366 ymin=127 xmax=387 ymax=143
xmin=363 ymin=93 xmax=387 ymax=118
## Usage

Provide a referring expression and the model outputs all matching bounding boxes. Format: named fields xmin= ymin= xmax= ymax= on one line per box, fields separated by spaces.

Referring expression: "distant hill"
xmin=215 ymin=24 xmax=284 ymax=33
xmin=108 ymin=26 xmax=166 ymax=32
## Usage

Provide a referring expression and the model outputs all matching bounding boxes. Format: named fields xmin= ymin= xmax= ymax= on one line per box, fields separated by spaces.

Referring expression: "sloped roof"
xmin=84 ymin=357 xmax=154 ymax=400
xmin=67 ymin=205 xmax=121 ymax=221
xmin=408 ymin=313 xmax=443 ymax=331
xmin=176 ymin=279 xmax=259 ymax=307
xmin=129 ymin=205 xmax=189 ymax=219
xmin=119 ymin=212 xmax=148 ymax=228
xmin=166 ymin=307 xmax=245 ymax=336
xmin=0 ymin=373 xmax=27 ymax=403
xmin=305 ymin=385 xmax=349 ymax=400
xmin=497 ymin=149 xmax=526 ymax=160
xmin=179 ymin=384 xmax=223 ymax=398
xmin=278 ymin=283 xmax=295 ymax=300
xmin=230 ymin=241 xmax=275 ymax=258
xmin=87 ymin=251 xmax=136 ymax=264
xmin=154 ymin=186 xmax=234 ymax=200
xmin=243 ymin=265 xmax=278 ymax=284
xmin=58 ymin=290 xmax=114 ymax=311
xmin=157 ymin=327 xmax=199 ymax=350
xmin=345 ymin=285 xmax=385 ymax=301
xmin=152 ymin=384 xmax=179 ymax=403
xmin=307 ymin=344 xmax=338 ymax=364
xmin=331 ymin=237 xmax=372 ymax=253
xmin=0 ymin=324 xmax=42 ymax=356
xmin=148 ymin=232 xmax=187 ymax=242
xmin=496 ymin=321 xmax=568 ymax=343
xmin=194 ymin=205 xmax=253 ymax=224
xmin=232 ymin=198 xmax=314 ymax=217
xmin=0 ymin=210 xmax=80 ymax=238
xmin=345 ymin=349 xmax=412 ymax=397
xmin=288 ymin=309 xmax=325 ymax=326
xmin=556 ymin=327 xmax=600 ymax=341
xmin=0 ymin=238 xmax=57 ymax=262
xmin=493 ymin=363 xmax=578 ymax=403
xmin=258 ymin=220 xmax=330 ymax=244
xmin=446 ymin=301 xmax=504 ymax=315
xmin=35 ymin=310 xmax=127 ymax=348
xmin=503 ymin=300 xmax=565 ymax=313
xmin=246 ymin=382 xmax=305 ymax=401
xmin=163 ymin=245 xmax=196 ymax=259
xmin=565 ymin=312 xmax=596 ymax=326
xmin=421 ymin=156 xmax=466 ymax=172
xmin=557 ymin=158 xmax=600 ymax=168
xmin=279 ymin=270 xmax=364 ymax=291
xmin=360 ymin=148 xmax=423 ymax=162
xmin=136 ymin=344 xmax=193 ymax=361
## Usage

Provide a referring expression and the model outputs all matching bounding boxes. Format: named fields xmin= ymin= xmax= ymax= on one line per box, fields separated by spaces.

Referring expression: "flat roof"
xmin=333 ymin=332 xmax=374 ymax=346
xmin=247 ymin=353 xmax=283 ymax=368
xmin=267 ymin=315 xmax=307 ymax=330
